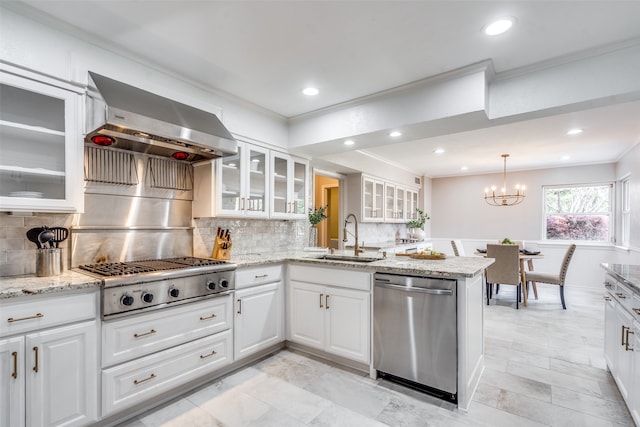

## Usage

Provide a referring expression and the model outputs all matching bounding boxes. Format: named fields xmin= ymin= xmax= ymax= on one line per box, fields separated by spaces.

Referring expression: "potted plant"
xmin=406 ymin=208 xmax=430 ymax=241
xmin=308 ymin=205 xmax=328 ymax=247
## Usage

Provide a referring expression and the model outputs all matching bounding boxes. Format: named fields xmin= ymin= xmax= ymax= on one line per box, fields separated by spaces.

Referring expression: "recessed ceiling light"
xmin=302 ymin=87 xmax=319 ymax=96
xmin=567 ymin=128 xmax=583 ymax=135
xmin=389 ymin=131 xmax=402 ymax=137
xmin=484 ymin=18 xmax=514 ymax=36
xmin=344 ymin=140 xmax=355 ymax=146
xmin=434 ymin=148 xmax=445 ymax=154
xmin=561 ymin=155 xmax=571 ymax=161
xmin=461 ymin=166 xmax=469 ymax=171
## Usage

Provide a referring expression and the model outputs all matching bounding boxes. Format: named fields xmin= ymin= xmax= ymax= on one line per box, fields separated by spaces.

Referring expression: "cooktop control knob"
xmin=206 ymin=280 xmax=216 ymax=290
xmin=141 ymin=292 xmax=154 ymax=303
xmin=121 ymin=295 xmax=134 ymax=306
xmin=168 ymin=287 xmax=180 ymax=298
xmin=219 ymin=279 xmax=229 ymax=288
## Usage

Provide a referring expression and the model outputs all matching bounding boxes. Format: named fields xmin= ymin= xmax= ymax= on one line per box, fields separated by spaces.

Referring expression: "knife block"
xmin=212 ymin=236 xmax=232 ymax=260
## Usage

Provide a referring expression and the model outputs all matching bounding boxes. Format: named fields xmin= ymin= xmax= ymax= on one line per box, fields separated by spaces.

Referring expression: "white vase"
xmin=411 ymin=228 xmax=425 ymax=241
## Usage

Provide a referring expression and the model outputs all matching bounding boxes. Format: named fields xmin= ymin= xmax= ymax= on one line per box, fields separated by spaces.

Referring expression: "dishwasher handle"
xmin=375 ymin=281 xmax=453 ymax=296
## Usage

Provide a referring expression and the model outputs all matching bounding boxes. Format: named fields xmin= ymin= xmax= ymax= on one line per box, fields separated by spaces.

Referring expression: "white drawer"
xmin=102 ymin=329 xmax=232 ymax=417
xmin=236 ymin=264 xmax=283 ymax=289
xmin=102 ymin=295 xmax=232 ymax=367
xmin=289 ymin=264 xmax=372 ymax=291
xmin=613 ymin=281 xmax=634 ymax=312
xmin=1 ymin=292 xmax=97 ymax=337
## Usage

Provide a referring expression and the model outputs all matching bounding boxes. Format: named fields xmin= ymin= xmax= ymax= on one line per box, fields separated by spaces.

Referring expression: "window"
xmin=621 ymin=177 xmax=631 ymax=247
xmin=543 ymin=184 xmax=612 ymax=241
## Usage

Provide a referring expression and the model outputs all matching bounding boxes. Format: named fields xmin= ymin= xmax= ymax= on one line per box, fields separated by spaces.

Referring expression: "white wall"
xmin=0 ymin=6 xmax=288 ymax=148
xmin=430 ymin=163 xmax=621 ymax=287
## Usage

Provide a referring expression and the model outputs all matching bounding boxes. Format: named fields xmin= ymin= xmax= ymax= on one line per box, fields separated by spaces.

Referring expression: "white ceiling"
xmin=10 ymin=0 xmax=640 ymax=176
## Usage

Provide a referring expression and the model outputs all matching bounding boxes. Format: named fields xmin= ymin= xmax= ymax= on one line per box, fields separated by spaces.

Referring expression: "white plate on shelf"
xmin=8 ymin=191 xmax=43 ymax=198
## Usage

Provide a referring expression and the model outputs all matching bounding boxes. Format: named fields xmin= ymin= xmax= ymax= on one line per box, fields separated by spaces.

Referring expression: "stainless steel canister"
xmin=36 ymin=248 xmax=61 ymax=277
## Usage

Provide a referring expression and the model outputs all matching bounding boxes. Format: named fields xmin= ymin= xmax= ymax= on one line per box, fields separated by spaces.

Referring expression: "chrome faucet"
xmin=343 ymin=213 xmax=365 ymax=256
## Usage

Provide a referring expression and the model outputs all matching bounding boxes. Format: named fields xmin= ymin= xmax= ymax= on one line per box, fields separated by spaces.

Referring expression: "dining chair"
xmin=451 ymin=240 xmax=465 ymax=256
xmin=485 ymin=244 xmax=521 ymax=309
xmin=524 ymin=244 xmax=576 ymax=309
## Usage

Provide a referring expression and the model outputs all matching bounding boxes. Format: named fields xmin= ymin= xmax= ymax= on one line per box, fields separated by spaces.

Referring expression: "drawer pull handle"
xmin=33 ymin=347 xmax=38 ymax=373
xmin=625 ymin=329 xmax=635 ymax=352
xmin=633 ymin=308 xmax=640 ymax=315
xmin=603 ymin=296 xmax=611 ymax=301
xmin=133 ymin=373 xmax=156 ymax=385
xmin=237 ymin=299 xmax=242 ymax=314
xmin=8 ymin=313 xmax=44 ymax=323
xmin=615 ymin=293 xmax=627 ymax=299
xmin=604 ymin=282 xmax=612 ymax=288
xmin=133 ymin=329 xmax=156 ymax=338
xmin=200 ymin=350 xmax=218 ymax=359
xmin=622 ymin=325 xmax=629 ymax=346
xmin=326 ymin=294 xmax=330 ymax=310
xmin=11 ymin=351 xmax=18 ymax=379
xmin=200 ymin=314 xmax=217 ymax=321
xmin=320 ymin=293 xmax=324 ymax=308
xmin=255 ymin=274 xmax=268 ymax=279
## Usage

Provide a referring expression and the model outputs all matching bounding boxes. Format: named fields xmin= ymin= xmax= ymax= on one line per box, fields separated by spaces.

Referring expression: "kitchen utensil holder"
xmin=36 ymin=248 xmax=61 ymax=277
xmin=212 ymin=236 xmax=232 ymax=260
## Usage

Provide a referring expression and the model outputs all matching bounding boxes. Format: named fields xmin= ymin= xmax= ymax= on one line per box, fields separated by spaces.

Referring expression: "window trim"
xmin=541 ymin=182 xmax=614 ymax=242
xmin=620 ymin=176 xmax=631 ymax=247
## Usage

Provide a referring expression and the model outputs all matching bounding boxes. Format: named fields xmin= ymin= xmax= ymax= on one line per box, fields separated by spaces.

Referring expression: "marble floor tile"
xmin=113 ymin=284 xmax=632 ymax=427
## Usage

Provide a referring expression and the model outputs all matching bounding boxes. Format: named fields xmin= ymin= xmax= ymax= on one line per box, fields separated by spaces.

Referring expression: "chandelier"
xmin=484 ymin=154 xmax=525 ymax=206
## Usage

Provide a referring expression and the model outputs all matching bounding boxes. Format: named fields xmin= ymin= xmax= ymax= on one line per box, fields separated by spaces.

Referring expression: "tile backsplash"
xmin=0 ymin=213 xmax=76 ymax=276
xmin=193 ymin=218 xmax=308 ymax=257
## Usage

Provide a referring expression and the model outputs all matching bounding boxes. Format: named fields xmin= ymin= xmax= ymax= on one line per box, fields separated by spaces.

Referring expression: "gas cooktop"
xmin=79 ymin=257 xmax=229 ymax=277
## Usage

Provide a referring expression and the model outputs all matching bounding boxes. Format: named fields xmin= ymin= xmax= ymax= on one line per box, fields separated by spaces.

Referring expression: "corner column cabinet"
xmin=194 ymin=141 xmax=270 ymax=218
xmin=0 ymin=292 xmax=98 ymax=427
xmin=602 ymin=271 xmax=640 ymax=426
xmin=287 ymin=264 xmax=371 ymax=364
xmin=0 ymin=65 xmax=84 ymax=212
xmin=270 ymin=152 xmax=308 ymax=219
xmin=234 ymin=264 xmax=284 ymax=360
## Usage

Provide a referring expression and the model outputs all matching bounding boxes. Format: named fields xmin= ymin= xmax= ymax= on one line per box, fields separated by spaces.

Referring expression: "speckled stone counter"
xmin=232 ymin=250 xmax=492 ymax=279
xmin=601 ymin=263 xmax=640 ymax=295
xmin=0 ymin=271 xmax=100 ymax=299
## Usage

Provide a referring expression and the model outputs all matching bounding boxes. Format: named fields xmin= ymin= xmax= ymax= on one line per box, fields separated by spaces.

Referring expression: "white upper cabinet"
xmin=406 ymin=189 xmax=419 ymax=221
xmin=362 ymin=176 xmax=384 ymax=222
xmin=194 ymin=141 xmax=270 ymax=218
xmin=0 ymin=66 xmax=84 ymax=213
xmin=270 ymin=152 xmax=308 ymax=219
xmin=347 ymin=174 xmax=419 ymax=224
xmin=385 ymin=183 xmax=406 ymax=223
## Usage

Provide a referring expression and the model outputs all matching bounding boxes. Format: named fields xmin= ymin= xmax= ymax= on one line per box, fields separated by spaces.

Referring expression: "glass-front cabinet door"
xmin=406 ymin=189 xmax=419 ymax=220
xmin=270 ymin=152 xmax=308 ymax=219
xmin=0 ymin=67 xmax=83 ymax=212
xmin=395 ymin=187 xmax=406 ymax=222
xmin=362 ymin=176 xmax=384 ymax=222
xmin=217 ymin=142 xmax=269 ymax=217
xmin=385 ymin=183 xmax=396 ymax=221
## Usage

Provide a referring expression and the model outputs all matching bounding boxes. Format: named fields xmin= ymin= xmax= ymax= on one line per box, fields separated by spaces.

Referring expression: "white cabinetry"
xmin=0 ymin=64 xmax=84 ymax=212
xmin=101 ymin=296 xmax=233 ymax=416
xmin=603 ymin=274 xmax=640 ymax=426
xmin=346 ymin=174 xmax=419 ymax=223
xmin=287 ymin=265 xmax=371 ymax=364
xmin=234 ymin=265 xmax=284 ymax=360
xmin=0 ymin=292 xmax=98 ymax=427
xmin=194 ymin=141 xmax=269 ymax=218
xmin=270 ymin=152 xmax=308 ymax=219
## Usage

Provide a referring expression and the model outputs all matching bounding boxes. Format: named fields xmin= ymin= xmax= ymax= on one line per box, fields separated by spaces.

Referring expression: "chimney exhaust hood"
xmin=85 ymin=72 xmax=237 ymax=162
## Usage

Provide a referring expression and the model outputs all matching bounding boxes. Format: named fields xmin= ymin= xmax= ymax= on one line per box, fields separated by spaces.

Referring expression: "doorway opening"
xmin=314 ymin=174 xmax=340 ymax=249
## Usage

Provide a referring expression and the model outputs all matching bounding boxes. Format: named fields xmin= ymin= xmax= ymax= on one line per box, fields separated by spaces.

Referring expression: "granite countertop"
xmin=0 ymin=271 xmax=101 ymax=300
xmin=1 ymin=251 xmax=492 ymax=300
xmin=601 ymin=263 xmax=640 ymax=295
xmin=232 ymin=250 xmax=493 ymax=279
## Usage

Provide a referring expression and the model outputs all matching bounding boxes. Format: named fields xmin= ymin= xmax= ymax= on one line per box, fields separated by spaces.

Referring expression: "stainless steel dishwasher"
xmin=373 ymin=272 xmax=457 ymax=402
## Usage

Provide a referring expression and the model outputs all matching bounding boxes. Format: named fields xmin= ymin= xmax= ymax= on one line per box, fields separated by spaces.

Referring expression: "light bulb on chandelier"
xmin=484 ymin=154 xmax=525 ymax=206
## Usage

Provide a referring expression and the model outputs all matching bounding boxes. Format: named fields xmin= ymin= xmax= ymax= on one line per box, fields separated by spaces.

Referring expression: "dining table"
xmin=475 ymin=250 xmax=544 ymax=307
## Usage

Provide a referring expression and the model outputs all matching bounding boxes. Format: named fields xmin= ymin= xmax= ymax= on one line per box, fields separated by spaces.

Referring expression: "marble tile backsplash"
xmin=193 ymin=218 xmax=309 ymax=257
xmin=0 ymin=212 xmax=76 ymax=277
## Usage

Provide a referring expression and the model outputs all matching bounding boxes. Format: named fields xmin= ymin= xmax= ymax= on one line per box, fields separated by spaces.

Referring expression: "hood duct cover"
xmin=85 ymin=72 xmax=237 ymax=162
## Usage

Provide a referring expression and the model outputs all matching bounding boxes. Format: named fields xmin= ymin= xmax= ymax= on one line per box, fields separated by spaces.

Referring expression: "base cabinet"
xmin=288 ymin=279 xmax=370 ymax=364
xmin=234 ymin=282 xmax=284 ymax=360
xmin=0 ymin=321 xmax=98 ymax=427
xmin=603 ymin=273 xmax=640 ymax=426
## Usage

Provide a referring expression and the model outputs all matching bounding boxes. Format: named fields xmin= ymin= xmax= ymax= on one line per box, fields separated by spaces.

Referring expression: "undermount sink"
xmin=316 ymin=254 xmax=381 ymax=263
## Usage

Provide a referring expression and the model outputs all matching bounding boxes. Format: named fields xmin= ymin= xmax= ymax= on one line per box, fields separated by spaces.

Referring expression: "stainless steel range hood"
xmin=85 ymin=72 xmax=237 ymax=162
